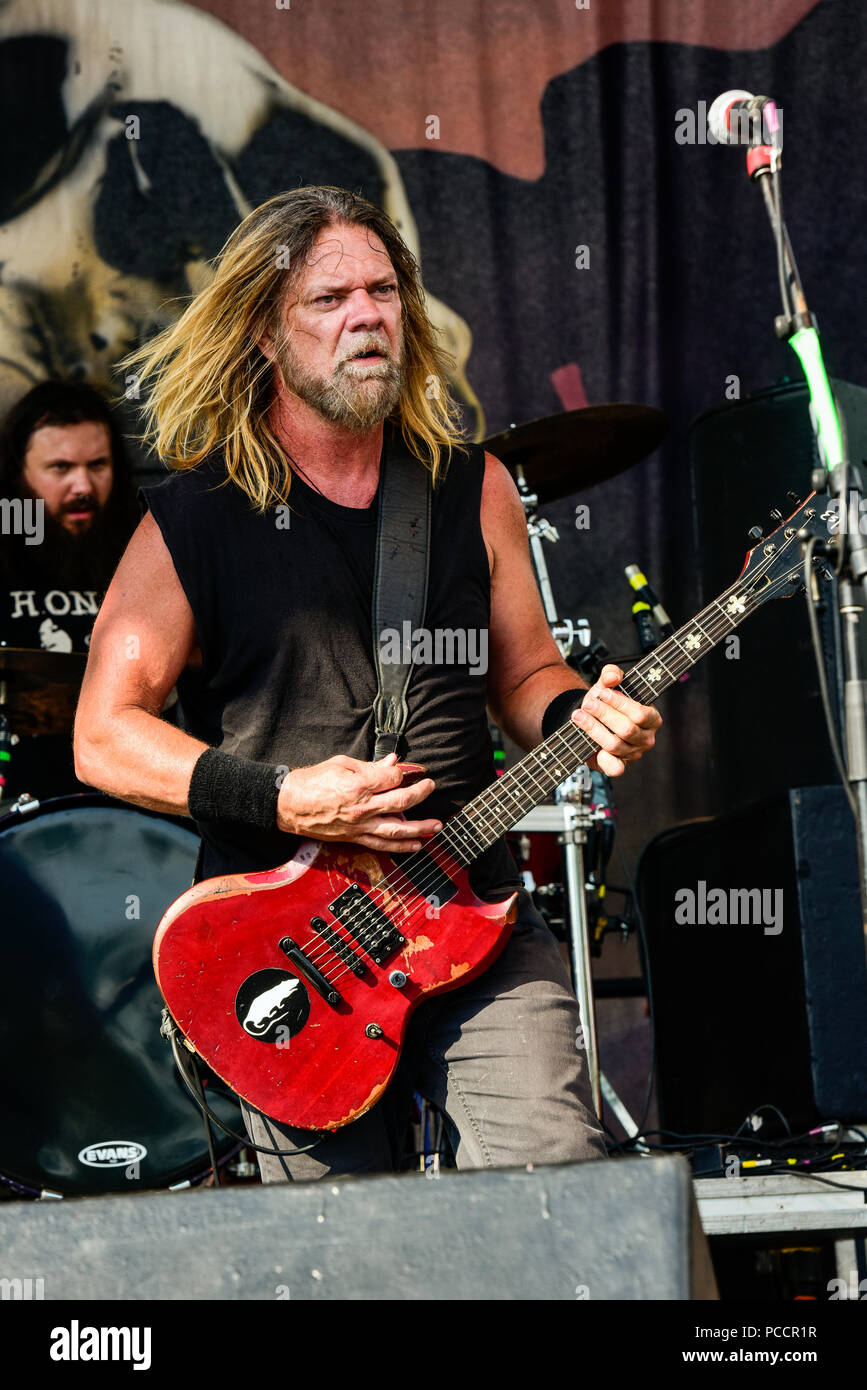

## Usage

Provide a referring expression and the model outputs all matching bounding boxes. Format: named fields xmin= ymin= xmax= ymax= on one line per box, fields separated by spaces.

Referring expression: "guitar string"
xmin=315 ymin=543 xmax=806 ymax=973
xmin=295 ymin=538 xmax=813 ymax=984
xmin=302 ymin=550 xmax=810 ymax=985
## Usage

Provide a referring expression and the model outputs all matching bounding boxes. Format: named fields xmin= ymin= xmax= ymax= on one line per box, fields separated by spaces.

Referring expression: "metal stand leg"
xmin=559 ymin=804 xmax=645 ymax=1144
xmin=510 ymin=461 xmax=647 ymax=1143
xmin=560 ymin=818 xmax=601 ymax=1116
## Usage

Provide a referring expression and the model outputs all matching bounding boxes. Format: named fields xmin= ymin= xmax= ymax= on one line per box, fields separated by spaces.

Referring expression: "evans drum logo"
xmin=77 ymin=1141 xmax=147 ymax=1169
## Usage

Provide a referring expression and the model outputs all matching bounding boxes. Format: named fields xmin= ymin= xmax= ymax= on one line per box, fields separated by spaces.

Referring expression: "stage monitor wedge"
xmin=0 ymin=1156 xmax=717 ymax=1301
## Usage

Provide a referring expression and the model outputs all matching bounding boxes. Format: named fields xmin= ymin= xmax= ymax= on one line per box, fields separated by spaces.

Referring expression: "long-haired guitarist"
xmin=73 ymin=186 xmax=661 ymax=1181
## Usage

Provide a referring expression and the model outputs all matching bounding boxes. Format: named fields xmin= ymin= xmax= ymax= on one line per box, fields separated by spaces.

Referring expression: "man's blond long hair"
xmin=122 ymin=187 xmax=466 ymax=510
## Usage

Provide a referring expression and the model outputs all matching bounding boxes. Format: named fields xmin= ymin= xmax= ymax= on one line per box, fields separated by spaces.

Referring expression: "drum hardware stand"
xmin=549 ymin=788 xmax=647 ymax=1148
xmin=514 ymin=466 xmax=591 ymax=659
xmin=511 ymin=466 xmax=647 ymax=1146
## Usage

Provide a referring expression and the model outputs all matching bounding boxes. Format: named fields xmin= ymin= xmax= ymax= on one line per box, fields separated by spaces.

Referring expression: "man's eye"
xmin=376 ymin=285 xmax=397 ymax=295
xmin=315 ymin=295 xmax=337 ymax=305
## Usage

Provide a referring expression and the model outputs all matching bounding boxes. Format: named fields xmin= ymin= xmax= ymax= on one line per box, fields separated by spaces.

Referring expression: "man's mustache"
xmin=339 ymin=338 xmax=395 ymax=366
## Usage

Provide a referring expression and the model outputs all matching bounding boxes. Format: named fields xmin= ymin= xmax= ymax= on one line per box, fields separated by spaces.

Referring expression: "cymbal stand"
xmin=514 ymin=466 xmax=590 ymax=660
xmin=549 ymin=782 xmax=646 ymax=1146
xmin=514 ymin=466 xmax=646 ymax=1145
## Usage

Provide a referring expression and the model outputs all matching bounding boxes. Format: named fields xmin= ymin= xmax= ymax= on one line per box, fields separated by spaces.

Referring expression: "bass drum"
xmin=0 ymin=794 xmax=244 ymax=1197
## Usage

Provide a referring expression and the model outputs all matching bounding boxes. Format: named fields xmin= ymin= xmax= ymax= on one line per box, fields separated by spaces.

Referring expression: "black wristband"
xmin=187 ymin=747 xmax=282 ymax=831
xmin=541 ymin=688 xmax=586 ymax=740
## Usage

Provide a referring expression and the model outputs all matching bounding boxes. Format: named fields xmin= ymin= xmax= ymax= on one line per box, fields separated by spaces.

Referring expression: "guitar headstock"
xmin=735 ymin=492 xmax=831 ymax=611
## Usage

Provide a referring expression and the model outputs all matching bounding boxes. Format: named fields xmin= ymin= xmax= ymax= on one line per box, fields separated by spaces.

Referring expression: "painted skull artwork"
xmin=0 ymin=0 xmax=482 ymax=442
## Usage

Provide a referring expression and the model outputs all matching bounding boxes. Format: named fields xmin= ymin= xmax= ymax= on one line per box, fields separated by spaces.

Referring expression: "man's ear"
xmin=258 ymin=330 xmax=275 ymax=362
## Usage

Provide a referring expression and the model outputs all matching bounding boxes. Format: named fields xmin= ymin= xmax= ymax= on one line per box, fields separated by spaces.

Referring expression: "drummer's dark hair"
xmin=0 ymin=380 xmax=130 ymax=489
xmin=0 ymin=380 xmax=139 ymax=582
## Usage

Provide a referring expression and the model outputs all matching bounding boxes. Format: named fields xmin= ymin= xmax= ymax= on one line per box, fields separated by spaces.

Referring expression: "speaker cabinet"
xmin=637 ymin=785 xmax=867 ymax=1134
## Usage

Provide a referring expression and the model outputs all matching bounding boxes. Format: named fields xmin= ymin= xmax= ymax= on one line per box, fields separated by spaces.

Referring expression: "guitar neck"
xmin=425 ymin=568 xmax=769 ymax=872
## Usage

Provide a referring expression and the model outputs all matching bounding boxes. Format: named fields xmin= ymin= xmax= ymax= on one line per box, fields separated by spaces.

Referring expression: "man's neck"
xmin=271 ymin=393 xmax=384 ymax=508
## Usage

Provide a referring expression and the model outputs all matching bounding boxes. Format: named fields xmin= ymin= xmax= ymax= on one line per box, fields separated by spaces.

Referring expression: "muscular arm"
xmin=482 ymin=452 xmax=587 ymax=749
xmin=481 ymin=452 xmax=661 ymax=775
xmin=73 ymin=511 xmax=208 ymax=813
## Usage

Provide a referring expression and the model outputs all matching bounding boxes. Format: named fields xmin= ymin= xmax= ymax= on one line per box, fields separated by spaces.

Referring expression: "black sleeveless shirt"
xmin=139 ymin=431 xmax=520 ymax=899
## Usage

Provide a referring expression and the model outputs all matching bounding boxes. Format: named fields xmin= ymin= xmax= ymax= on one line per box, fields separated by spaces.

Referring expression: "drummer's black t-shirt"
xmin=0 ymin=536 xmax=106 ymax=800
xmin=1 ymin=570 xmax=101 ymax=655
xmin=0 ymin=543 xmax=102 ymax=800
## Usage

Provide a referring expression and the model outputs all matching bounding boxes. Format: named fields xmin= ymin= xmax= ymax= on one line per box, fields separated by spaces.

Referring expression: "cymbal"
xmin=483 ymin=404 xmax=668 ymax=503
xmin=0 ymin=646 xmax=86 ymax=737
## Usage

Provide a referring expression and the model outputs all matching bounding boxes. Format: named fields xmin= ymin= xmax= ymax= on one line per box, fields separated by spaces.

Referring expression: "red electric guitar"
xmin=154 ymin=496 xmax=829 ymax=1130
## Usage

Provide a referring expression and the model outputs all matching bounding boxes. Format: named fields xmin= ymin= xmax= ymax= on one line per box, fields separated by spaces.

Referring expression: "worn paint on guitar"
xmin=154 ymin=840 xmax=517 ymax=1131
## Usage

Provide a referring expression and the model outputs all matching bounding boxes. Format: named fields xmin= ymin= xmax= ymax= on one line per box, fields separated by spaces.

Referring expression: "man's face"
xmin=270 ymin=222 xmax=404 ymax=430
xmin=21 ymin=421 xmax=114 ymax=533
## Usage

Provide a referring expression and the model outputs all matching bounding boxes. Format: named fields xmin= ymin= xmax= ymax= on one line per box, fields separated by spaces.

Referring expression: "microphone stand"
xmin=744 ymin=124 xmax=867 ymax=957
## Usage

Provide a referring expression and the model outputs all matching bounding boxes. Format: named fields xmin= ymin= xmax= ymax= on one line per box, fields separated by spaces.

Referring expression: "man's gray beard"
xmin=274 ymin=338 xmax=404 ymax=431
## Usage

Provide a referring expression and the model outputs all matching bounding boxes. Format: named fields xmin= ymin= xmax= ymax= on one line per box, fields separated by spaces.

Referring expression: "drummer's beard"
xmin=10 ymin=485 xmax=127 ymax=591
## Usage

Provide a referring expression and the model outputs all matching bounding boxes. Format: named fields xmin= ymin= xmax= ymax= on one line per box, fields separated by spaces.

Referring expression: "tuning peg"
xmin=768 ymin=508 xmax=784 ymax=524
xmin=747 ymin=525 xmax=764 ymax=543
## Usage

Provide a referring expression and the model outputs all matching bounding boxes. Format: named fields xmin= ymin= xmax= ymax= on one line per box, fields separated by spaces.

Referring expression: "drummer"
xmin=0 ymin=380 xmax=138 ymax=798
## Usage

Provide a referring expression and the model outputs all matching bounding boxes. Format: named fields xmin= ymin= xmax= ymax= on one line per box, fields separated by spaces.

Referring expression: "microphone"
xmin=707 ymin=90 xmax=780 ymax=147
xmin=624 ymin=564 xmax=674 ymax=638
xmin=631 ymin=599 xmax=658 ymax=655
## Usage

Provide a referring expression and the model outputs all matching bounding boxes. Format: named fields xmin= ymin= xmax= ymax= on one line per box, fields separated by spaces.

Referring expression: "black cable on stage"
xmin=803 ymin=532 xmax=858 ymax=817
xmin=734 ymin=1102 xmax=793 ymax=1138
xmin=620 ymin=1116 xmax=867 ymax=1192
xmin=187 ymin=1047 xmax=221 ymax=1187
xmin=167 ymin=1020 xmax=324 ymax=1160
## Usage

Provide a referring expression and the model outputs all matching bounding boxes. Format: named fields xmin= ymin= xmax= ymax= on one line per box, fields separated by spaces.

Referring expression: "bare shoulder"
xmin=83 ymin=511 xmax=198 ymax=705
xmin=96 ymin=511 xmax=188 ymax=613
xmin=479 ymin=450 xmax=527 ymax=572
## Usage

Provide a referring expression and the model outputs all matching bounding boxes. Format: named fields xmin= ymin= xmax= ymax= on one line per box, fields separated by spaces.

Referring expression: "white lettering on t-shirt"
xmin=9 ymin=590 xmax=39 ymax=619
xmin=44 ymin=590 xmax=71 ymax=616
xmin=69 ymin=591 xmax=100 ymax=616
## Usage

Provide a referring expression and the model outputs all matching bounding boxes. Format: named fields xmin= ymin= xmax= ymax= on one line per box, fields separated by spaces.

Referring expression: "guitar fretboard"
xmin=415 ymin=566 xmax=781 ymax=876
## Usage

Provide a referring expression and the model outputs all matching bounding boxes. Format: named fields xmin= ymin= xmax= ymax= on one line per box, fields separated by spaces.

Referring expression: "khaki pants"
xmin=242 ymin=890 xmax=607 ymax=1180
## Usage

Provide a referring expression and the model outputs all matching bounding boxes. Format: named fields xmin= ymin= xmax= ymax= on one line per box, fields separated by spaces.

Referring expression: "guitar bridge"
xmin=328 ymin=883 xmax=406 ymax=965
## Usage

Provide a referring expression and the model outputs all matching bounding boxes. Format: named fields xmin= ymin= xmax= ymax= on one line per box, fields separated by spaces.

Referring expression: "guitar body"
xmin=154 ymin=839 xmax=518 ymax=1131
